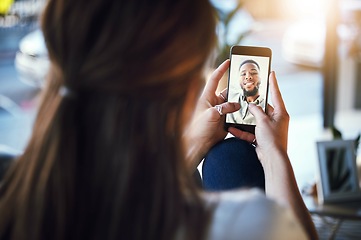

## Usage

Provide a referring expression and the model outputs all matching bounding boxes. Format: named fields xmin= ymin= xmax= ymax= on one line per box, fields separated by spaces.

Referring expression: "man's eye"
xmin=241 ymin=73 xmax=246 ymax=76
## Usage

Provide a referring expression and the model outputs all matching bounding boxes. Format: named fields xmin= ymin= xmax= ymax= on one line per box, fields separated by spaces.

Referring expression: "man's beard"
xmin=243 ymin=87 xmax=259 ymax=97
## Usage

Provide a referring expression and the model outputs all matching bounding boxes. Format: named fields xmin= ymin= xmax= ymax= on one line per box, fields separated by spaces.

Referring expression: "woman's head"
xmin=42 ymin=0 xmax=217 ymax=100
xmin=0 ymin=1 xmax=217 ymax=239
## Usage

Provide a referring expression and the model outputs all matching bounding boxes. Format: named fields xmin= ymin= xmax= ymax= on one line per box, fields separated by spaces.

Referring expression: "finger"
xmin=219 ymin=102 xmax=240 ymax=114
xmin=266 ymin=104 xmax=274 ymax=116
xmin=204 ymin=60 xmax=230 ymax=95
xmin=228 ymin=127 xmax=255 ymax=143
xmin=269 ymin=71 xmax=286 ymax=111
xmin=248 ymin=103 xmax=267 ymax=124
xmin=212 ymin=102 xmax=240 ymax=118
xmin=218 ymin=88 xmax=228 ymax=103
xmin=220 ymin=88 xmax=228 ymax=97
xmin=220 ymin=88 xmax=228 ymax=99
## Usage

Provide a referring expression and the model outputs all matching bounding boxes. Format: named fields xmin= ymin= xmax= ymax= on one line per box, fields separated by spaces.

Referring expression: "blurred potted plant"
xmin=213 ymin=1 xmax=249 ymax=66
xmin=211 ymin=0 xmax=251 ymax=92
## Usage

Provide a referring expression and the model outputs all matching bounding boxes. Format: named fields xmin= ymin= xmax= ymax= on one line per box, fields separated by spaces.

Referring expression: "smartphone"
xmin=225 ymin=45 xmax=272 ymax=134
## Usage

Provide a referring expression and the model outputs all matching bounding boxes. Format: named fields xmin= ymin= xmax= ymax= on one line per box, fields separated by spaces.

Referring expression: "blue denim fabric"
xmin=202 ymin=137 xmax=265 ymax=191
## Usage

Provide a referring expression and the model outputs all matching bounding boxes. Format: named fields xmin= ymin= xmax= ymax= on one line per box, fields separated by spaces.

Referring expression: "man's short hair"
xmin=239 ymin=59 xmax=260 ymax=72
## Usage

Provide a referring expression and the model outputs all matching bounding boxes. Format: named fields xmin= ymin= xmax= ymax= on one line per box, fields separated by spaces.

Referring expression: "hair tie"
xmin=59 ymin=86 xmax=76 ymax=99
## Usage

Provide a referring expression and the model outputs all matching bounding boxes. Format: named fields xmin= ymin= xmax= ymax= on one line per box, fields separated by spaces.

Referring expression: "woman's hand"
xmin=228 ymin=71 xmax=289 ymax=164
xmin=229 ymin=71 xmax=318 ymax=239
xmin=183 ymin=60 xmax=240 ymax=171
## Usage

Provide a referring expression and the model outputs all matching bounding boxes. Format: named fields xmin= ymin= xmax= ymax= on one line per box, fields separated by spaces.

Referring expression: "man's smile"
xmin=243 ymin=81 xmax=255 ymax=87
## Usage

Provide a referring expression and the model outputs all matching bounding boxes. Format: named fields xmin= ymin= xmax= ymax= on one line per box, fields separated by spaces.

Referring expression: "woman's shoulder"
xmin=202 ymin=188 xmax=308 ymax=240
xmin=203 ymin=187 xmax=265 ymax=203
xmin=203 ymin=188 xmax=274 ymax=213
xmin=203 ymin=188 xmax=278 ymax=225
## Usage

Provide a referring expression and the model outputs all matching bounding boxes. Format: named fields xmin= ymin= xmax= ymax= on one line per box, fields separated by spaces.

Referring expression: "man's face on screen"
xmin=239 ymin=63 xmax=261 ymax=97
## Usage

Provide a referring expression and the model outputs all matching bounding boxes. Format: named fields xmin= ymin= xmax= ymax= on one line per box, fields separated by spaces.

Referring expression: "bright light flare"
xmin=283 ymin=0 xmax=328 ymax=21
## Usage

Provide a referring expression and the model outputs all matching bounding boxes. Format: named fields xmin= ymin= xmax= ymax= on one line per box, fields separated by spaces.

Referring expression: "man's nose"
xmin=246 ymin=73 xmax=252 ymax=80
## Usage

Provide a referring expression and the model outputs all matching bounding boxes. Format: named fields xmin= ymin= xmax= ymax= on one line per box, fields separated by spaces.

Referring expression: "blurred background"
xmin=0 ymin=0 xmax=45 ymax=154
xmin=1 ymin=0 xmax=361 ymax=185
xmin=1 ymin=0 xmax=361 ymax=237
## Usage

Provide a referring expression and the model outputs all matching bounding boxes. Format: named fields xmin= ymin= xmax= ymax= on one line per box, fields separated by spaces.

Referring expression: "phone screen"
xmin=225 ymin=46 xmax=271 ymax=133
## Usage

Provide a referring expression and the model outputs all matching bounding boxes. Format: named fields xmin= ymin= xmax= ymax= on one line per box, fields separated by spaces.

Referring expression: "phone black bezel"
xmin=224 ymin=45 xmax=272 ymax=134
